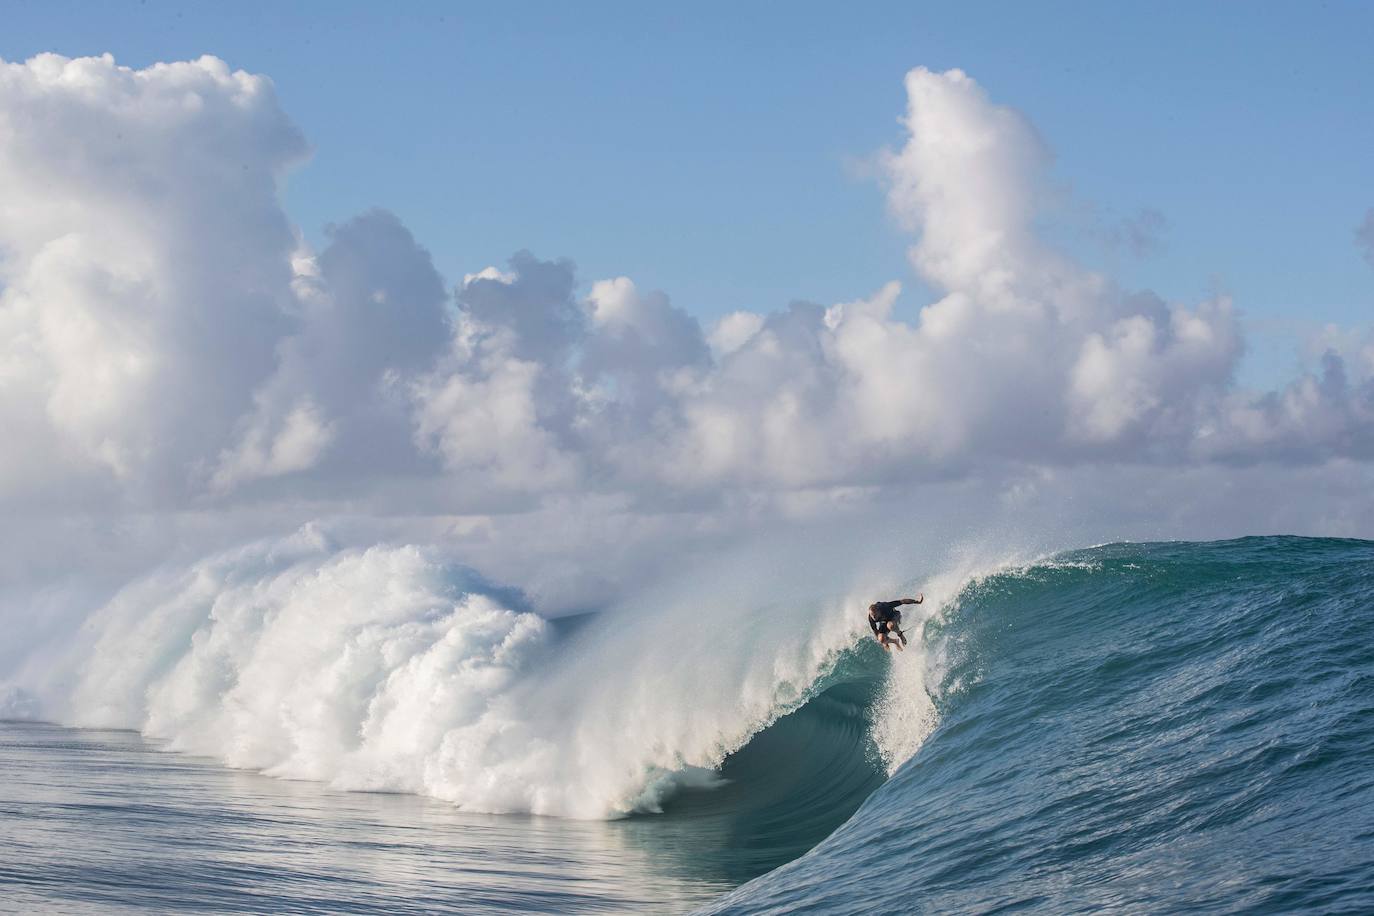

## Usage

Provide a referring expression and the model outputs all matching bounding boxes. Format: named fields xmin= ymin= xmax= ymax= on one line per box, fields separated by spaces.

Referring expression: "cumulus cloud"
xmin=0 ymin=55 xmax=458 ymax=501
xmin=1198 ymin=351 xmax=1374 ymax=463
xmin=214 ymin=209 xmax=450 ymax=488
xmin=1 ymin=53 xmax=1372 ymax=539
xmin=400 ymin=66 xmax=1281 ymax=492
xmin=409 ymin=254 xmax=583 ymax=494
xmin=409 ymin=256 xmax=712 ymax=496
xmin=211 ymin=399 xmax=335 ymax=490
xmin=0 ymin=53 xmax=305 ymax=499
xmin=708 ymin=311 xmax=766 ymax=358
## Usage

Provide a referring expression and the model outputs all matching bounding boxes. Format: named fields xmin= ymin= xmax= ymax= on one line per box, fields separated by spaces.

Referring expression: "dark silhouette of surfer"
xmin=868 ymin=595 xmax=923 ymax=651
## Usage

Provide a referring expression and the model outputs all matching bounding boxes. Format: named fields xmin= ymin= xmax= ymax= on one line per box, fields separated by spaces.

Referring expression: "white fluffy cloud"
xmin=1 ymin=53 xmax=1371 ymax=532
xmin=397 ymin=67 xmax=1372 ymax=495
xmin=217 ymin=209 xmax=451 ymax=489
xmin=0 ymin=56 xmax=461 ymax=502
xmin=0 ymin=54 xmax=305 ymax=499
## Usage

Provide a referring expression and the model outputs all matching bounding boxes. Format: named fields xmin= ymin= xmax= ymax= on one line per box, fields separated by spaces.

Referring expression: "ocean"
xmin=3 ymin=536 xmax=1373 ymax=913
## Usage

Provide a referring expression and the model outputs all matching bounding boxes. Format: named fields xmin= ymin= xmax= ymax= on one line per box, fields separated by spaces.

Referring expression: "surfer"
xmin=868 ymin=596 xmax=923 ymax=651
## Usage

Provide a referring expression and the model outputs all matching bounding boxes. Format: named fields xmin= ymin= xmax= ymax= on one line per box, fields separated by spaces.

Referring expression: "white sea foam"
xmin=4 ymin=525 xmax=1048 ymax=818
xmin=868 ymin=544 xmax=1072 ymax=772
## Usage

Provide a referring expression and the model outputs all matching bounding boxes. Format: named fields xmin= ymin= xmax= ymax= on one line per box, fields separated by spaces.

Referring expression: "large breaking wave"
xmin=1 ymin=523 xmax=964 ymax=822
xmin=8 ymin=531 xmax=1373 ymax=911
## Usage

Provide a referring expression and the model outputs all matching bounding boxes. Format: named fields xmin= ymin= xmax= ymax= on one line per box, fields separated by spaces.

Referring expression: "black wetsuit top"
xmin=868 ymin=600 xmax=904 ymax=635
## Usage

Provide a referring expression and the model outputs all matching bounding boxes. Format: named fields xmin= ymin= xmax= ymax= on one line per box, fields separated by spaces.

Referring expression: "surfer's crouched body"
xmin=868 ymin=596 xmax=923 ymax=651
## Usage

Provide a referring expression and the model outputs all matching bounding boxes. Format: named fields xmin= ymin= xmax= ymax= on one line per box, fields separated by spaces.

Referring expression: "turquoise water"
xmin=4 ymin=537 xmax=1373 ymax=913
xmin=713 ymin=537 xmax=1374 ymax=913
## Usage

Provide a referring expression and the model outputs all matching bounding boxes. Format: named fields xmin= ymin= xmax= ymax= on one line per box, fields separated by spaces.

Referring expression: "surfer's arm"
xmin=902 ymin=594 xmax=924 ymax=605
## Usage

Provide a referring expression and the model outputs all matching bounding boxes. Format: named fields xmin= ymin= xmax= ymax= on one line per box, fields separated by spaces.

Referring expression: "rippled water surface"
xmin=1 ymin=675 xmax=882 ymax=915
xmin=0 ymin=722 xmax=743 ymax=913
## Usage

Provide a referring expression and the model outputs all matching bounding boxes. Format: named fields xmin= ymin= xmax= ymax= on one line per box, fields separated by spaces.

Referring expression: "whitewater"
xmin=4 ymin=534 xmax=1374 ymax=912
xmin=2 ymin=521 xmax=944 ymax=821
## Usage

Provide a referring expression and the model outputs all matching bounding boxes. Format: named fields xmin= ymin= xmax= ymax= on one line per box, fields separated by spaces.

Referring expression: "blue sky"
xmin=5 ymin=1 xmax=1372 ymax=386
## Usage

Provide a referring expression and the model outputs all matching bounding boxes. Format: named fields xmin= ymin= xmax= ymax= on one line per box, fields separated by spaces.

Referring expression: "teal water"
xmin=3 ymin=537 xmax=1372 ymax=913
xmin=712 ymin=537 xmax=1374 ymax=913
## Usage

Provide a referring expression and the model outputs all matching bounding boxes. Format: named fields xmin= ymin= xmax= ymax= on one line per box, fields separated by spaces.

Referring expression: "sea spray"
xmin=3 ymin=524 xmax=987 ymax=819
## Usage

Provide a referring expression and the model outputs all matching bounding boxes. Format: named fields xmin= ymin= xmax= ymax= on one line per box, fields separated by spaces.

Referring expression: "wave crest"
xmin=11 ymin=526 xmax=967 ymax=819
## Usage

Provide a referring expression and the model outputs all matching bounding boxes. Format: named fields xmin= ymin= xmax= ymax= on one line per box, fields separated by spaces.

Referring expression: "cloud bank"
xmin=1 ymin=55 xmax=1373 ymax=608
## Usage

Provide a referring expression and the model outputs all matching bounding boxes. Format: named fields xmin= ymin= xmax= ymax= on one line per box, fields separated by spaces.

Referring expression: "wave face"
xmin=710 ymin=537 xmax=1374 ymax=913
